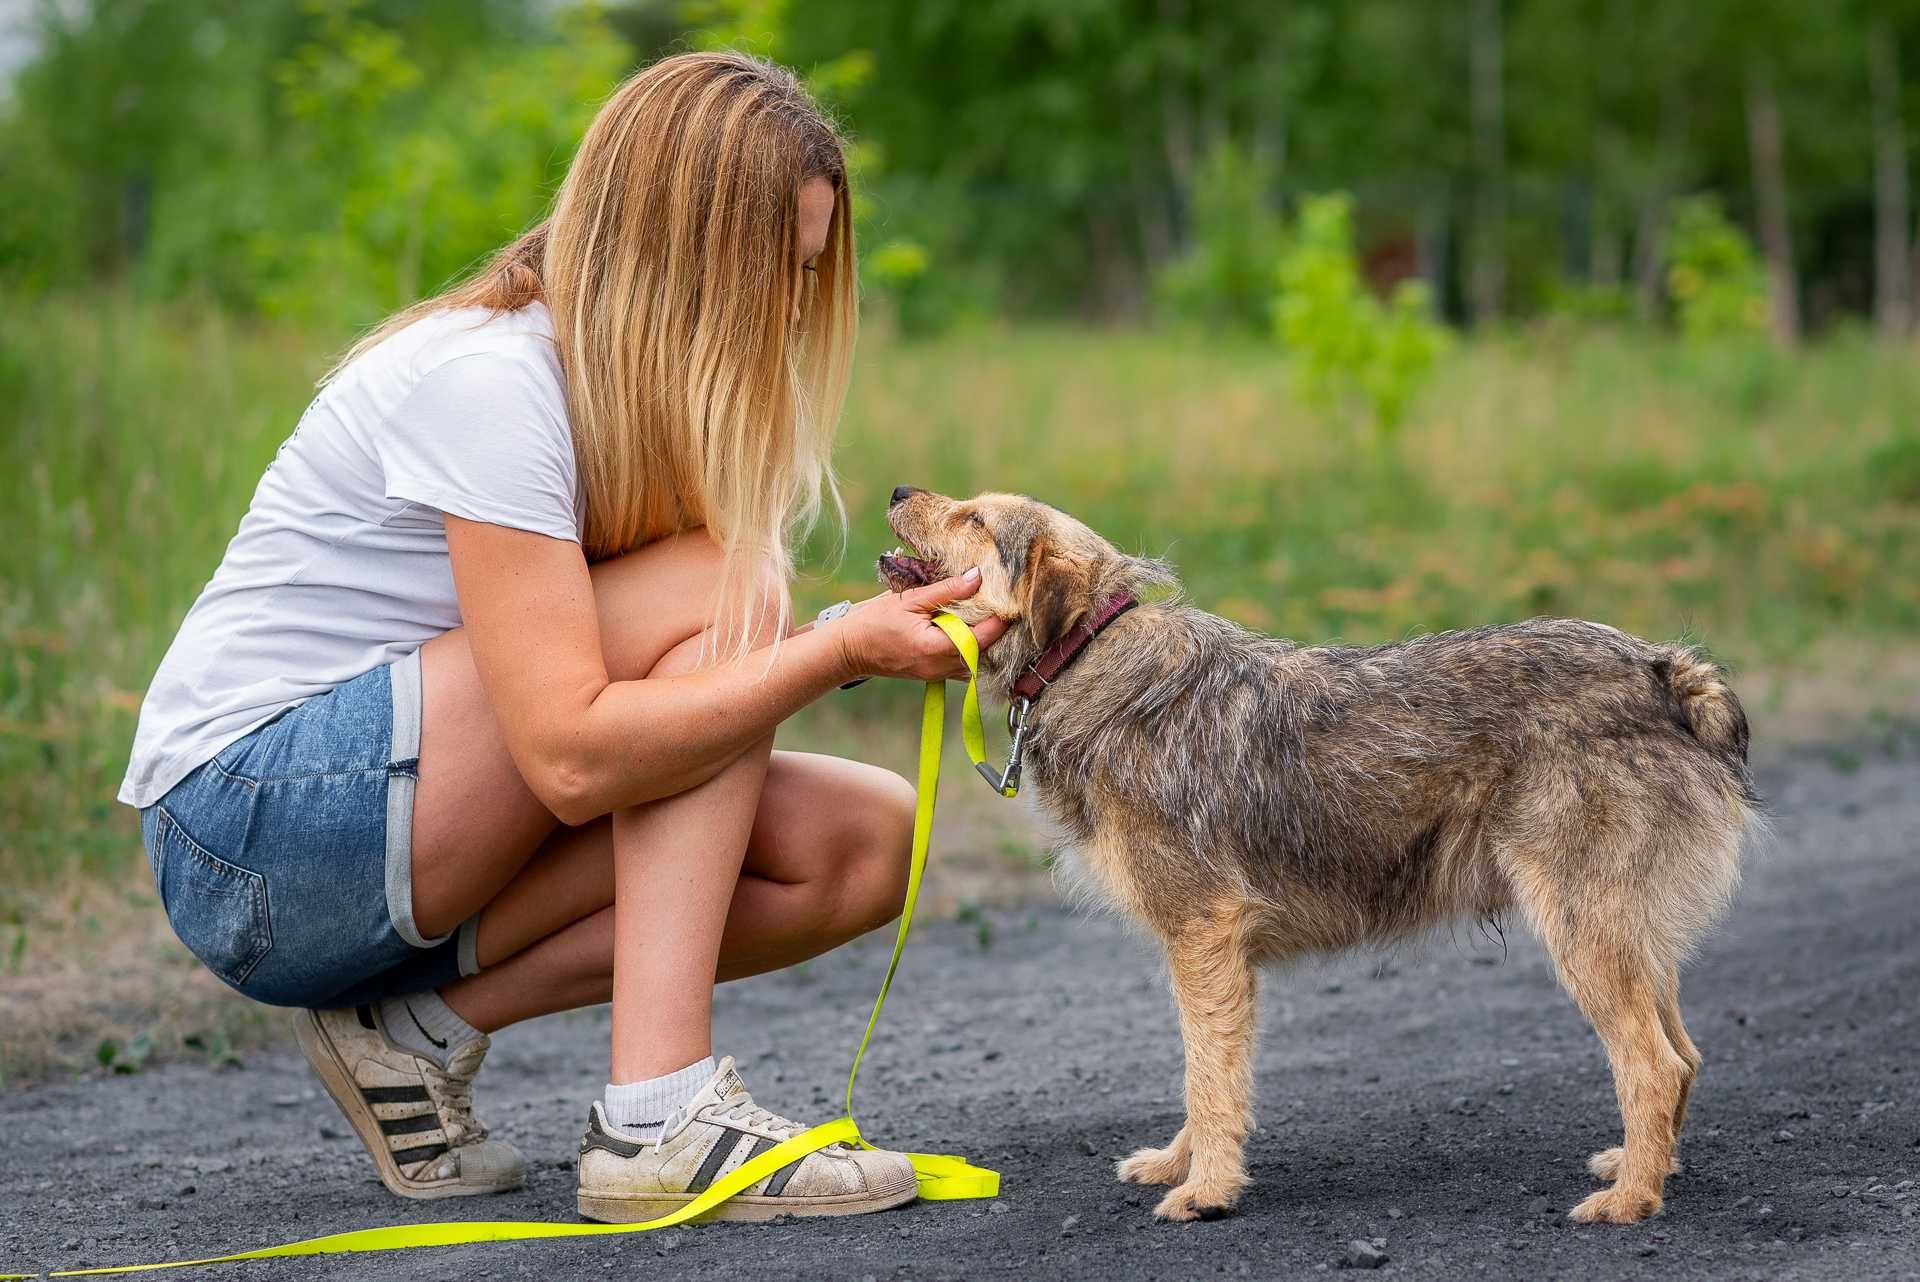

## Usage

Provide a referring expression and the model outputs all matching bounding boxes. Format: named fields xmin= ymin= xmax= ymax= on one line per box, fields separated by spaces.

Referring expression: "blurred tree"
xmin=1867 ymin=9 xmax=1913 ymax=338
xmin=2 ymin=0 xmax=1916 ymax=333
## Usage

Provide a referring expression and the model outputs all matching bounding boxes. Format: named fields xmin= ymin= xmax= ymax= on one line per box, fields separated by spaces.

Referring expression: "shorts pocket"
xmin=151 ymin=805 xmax=273 ymax=989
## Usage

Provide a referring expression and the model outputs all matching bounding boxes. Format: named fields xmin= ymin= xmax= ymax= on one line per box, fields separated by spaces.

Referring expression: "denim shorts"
xmin=139 ymin=650 xmax=479 ymax=1008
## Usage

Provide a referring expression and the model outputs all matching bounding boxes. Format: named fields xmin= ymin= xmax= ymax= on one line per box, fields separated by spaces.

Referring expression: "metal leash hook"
xmin=973 ymin=697 xmax=1032 ymax=797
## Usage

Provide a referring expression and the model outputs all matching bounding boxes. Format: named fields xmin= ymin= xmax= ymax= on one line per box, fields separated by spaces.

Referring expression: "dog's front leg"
xmin=1144 ymin=909 xmax=1258 ymax=1221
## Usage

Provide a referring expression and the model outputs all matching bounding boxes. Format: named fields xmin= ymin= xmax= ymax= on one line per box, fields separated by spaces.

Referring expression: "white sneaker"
xmin=294 ymin=1005 xmax=525 ymax=1199
xmin=576 ymin=1056 xmax=916 ymax=1222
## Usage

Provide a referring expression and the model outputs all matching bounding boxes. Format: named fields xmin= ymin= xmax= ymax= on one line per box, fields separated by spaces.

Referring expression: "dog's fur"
xmin=879 ymin=489 xmax=1757 ymax=1226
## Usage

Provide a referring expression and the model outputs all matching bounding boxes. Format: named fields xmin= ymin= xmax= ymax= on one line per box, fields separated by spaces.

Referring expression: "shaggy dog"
xmin=878 ymin=488 xmax=1757 ymax=1226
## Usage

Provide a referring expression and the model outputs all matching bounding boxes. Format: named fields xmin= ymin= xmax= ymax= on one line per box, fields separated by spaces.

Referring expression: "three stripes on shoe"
xmin=581 ymin=1110 xmax=805 ymax=1197
xmin=355 ymin=1004 xmax=451 ymax=1171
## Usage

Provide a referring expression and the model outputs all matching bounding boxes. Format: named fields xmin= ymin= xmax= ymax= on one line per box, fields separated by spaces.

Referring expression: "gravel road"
xmin=3 ymin=739 xmax=1916 ymax=1281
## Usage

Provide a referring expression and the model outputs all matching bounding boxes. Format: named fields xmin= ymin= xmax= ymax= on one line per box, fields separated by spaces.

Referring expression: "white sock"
xmin=377 ymin=990 xmax=482 ymax=1069
xmin=604 ymin=1056 xmax=716 ymax=1141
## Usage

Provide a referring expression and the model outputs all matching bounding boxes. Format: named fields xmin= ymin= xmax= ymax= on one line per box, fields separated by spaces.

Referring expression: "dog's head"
xmin=878 ymin=487 xmax=1174 ymax=689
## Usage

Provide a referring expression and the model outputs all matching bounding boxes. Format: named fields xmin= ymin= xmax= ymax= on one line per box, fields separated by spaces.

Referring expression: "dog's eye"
xmin=967 ymin=512 xmax=986 ymax=529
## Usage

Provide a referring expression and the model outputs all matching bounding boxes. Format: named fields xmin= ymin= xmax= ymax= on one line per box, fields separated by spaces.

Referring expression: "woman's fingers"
xmin=969 ymin=613 xmax=1009 ymax=652
xmin=902 ymin=566 xmax=982 ymax=610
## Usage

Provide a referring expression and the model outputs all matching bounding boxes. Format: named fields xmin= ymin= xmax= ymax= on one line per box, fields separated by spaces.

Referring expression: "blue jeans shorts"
xmin=139 ymin=650 xmax=479 ymax=1008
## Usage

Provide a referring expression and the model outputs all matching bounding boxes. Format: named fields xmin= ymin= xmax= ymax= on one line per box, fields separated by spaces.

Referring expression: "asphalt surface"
xmin=3 ymin=738 xmax=1916 ymax=1281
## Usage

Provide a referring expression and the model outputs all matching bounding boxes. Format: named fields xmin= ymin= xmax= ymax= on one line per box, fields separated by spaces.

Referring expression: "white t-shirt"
xmin=119 ymin=302 xmax=581 ymax=808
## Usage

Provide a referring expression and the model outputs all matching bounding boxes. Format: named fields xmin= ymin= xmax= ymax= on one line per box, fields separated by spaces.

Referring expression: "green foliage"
xmin=1867 ymin=433 xmax=1920 ymax=505
xmin=96 ymin=1031 xmax=154 ymax=1074
xmin=1273 ymin=195 xmax=1448 ymax=433
xmin=863 ymin=237 xmax=951 ymax=338
xmin=1155 ymin=142 xmax=1287 ymax=330
xmin=183 ymin=1030 xmax=245 ymax=1069
xmin=1540 ymin=281 xmax=1639 ymax=326
xmin=1665 ymin=197 xmax=1770 ymax=345
xmin=1 ymin=0 xmax=626 ymax=327
xmin=5 ymin=0 xmax=1916 ymax=329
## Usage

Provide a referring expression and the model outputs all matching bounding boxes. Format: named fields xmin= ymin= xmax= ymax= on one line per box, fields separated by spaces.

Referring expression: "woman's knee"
xmin=845 ymin=769 xmax=916 ymax=932
xmin=590 ymin=531 xmax=790 ymax=680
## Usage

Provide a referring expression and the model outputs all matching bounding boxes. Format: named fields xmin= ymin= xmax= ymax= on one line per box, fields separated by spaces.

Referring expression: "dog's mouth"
xmin=877 ymin=546 xmax=944 ymax=592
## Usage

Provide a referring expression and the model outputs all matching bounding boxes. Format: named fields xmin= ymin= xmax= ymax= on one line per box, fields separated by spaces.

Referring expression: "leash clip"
xmin=973 ymin=697 xmax=1031 ymax=798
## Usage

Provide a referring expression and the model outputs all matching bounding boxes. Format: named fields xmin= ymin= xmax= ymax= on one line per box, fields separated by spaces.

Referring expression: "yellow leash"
xmin=14 ymin=613 xmax=1002 ymax=1279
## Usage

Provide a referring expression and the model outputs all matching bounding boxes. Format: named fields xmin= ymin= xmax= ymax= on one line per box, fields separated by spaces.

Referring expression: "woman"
xmin=118 ymin=52 xmax=1003 ymax=1223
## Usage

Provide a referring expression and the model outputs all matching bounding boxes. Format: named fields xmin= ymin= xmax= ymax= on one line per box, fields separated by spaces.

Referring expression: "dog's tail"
xmin=1657 ymin=645 xmax=1757 ymax=800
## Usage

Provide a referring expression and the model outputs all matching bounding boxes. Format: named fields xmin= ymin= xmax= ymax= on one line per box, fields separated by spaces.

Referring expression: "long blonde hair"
xmin=331 ymin=52 xmax=856 ymax=658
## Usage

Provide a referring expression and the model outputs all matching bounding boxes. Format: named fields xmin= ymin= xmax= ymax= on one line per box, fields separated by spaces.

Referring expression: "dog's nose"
xmin=890 ymin=485 xmax=921 ymax=507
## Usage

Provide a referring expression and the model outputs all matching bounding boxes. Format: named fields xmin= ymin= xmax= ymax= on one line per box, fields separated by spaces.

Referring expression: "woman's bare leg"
xmin=606 ymin=627 xmax=773 ymax=1079
xmin=438 ymin=751 xmax=914 ymax=1033
xmin=407 ymin=531 xmax=914 ymax=1077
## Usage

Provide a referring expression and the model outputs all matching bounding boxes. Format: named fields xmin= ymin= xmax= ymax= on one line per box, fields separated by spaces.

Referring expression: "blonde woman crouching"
xmin=118 ymin=52 xmax=1003 ymax=1223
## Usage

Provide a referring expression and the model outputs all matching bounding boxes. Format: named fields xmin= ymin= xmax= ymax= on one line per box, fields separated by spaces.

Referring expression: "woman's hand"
xmin=834 ymin=567 xmax=1008 ymax=682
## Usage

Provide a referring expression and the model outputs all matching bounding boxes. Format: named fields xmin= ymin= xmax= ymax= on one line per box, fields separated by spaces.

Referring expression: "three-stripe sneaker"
xmin=294 ymin=1005 xmax=526 ymax=1199
xmin=576 ymin=1057 xmax=916 ymax=1222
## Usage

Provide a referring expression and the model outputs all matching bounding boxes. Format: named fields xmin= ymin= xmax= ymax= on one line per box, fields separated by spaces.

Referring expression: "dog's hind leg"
xmin=1523 ymin=894 xmax=1687 ymax=1224
xmin=1588 ymin=973 xmax=1698 ymax=1183
xmin=1141 ymin=902 xmax=1259 ymax=1222
xmin=1656 ymin=974 xmax=1702 ymax=1160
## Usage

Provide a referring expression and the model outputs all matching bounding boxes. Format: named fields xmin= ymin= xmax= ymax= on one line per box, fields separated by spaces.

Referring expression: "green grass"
xmin=5 ymin=294 xmax=1919 ymax=906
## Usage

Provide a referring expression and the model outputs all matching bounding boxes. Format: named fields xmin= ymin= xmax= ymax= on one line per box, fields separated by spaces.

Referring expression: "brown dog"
xmin=878 ymin=488 xmax=1757 ymax=1225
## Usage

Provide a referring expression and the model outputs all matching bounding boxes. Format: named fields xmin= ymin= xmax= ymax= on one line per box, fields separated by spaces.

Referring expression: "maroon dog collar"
xmin=1011 ymin=591 xmax=1139 ymax=702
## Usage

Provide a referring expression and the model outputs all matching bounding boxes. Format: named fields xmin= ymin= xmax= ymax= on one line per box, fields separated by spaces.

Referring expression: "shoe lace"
xmin=423 ymin=1062 xmax=489 ymax=1147
xmin=714 ymin=1089 xmax=806 ymax=1139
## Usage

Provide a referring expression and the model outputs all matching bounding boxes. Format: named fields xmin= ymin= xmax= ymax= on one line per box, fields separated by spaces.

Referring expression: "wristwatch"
xmin=814 ymin=600 xmax=868 ymax=689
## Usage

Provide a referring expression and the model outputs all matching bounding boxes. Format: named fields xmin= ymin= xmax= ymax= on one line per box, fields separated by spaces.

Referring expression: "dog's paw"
xmin=1568 ymin=1186 xmax=1662 ymax=1225
xmin=1117 ymin=1144 xmax=1189 ymax=1188
xmin=1587 ymin=1146 xmax=1682 ymax=1181
xmin=1152 ymin=1180 xmax=1241 ymax=1223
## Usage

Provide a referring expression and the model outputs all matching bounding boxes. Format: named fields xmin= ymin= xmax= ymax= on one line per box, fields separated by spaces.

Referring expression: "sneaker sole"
xmin=293 ymin=1009 xmax=522 ymax=1200
xmin=577 ymin=1182 xmax=917 ymax=1224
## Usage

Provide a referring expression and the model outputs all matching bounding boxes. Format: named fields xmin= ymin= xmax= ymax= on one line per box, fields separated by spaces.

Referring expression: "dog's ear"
xmin=1023 ymin=536 xmax=1096 ymax=643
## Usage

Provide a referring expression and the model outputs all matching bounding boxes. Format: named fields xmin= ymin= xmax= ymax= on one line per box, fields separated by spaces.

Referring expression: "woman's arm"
xmin=447 ymin=517 xmax=998 ymax=825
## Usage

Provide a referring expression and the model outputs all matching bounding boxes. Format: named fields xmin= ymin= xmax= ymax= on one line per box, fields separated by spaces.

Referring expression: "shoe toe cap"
xmin=457 ymin=1139 xmax=527 ymax=1190
xmin=844 ymin=1146 xmax=917 ymax=1198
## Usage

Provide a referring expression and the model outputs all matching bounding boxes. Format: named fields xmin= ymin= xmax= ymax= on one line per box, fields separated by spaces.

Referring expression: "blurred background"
xmin=2 ymin=0 xmax=1916 ymax=1081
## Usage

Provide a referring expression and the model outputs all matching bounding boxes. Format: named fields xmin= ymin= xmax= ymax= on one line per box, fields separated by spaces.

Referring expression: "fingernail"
xmin=962 ymin=566 xmax=981 ymax=583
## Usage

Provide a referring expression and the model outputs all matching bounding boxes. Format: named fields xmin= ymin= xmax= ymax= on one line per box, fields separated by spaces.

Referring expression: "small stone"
xmin=1774 ymin=1129 xmax=1795 ymax=1143
xmin=987 ymin=1200 xmax=1010 ymax=1215
xmin=1385 ymin=1207 xmax=1404 ymax=1219
xmin=1497 ymin=1083 xmax=1515 ymax=1095
xmin=1528 ymin=1195 xmax=1552 ymax=1214
xmin=1500 ymin=1057 xmax=1520 ymax=1067
xmin=175 ymin=1183 xmax=197 ymax=1197
xmin=197 ymin=1158 xmax=233 ymax=1174
xmin=271 ymin=1094 xmax=303 ymax=1107
xmin=1079 ymin=1138 xmax=1097 ymax=1157
xmin=1448 ymin=1096 xmax=1475 ymax=1114
xmin=319 ymin=1125 xmax=344 ymax=1140
xmin=1060 ymin=1215 xmax=1080 ymax=1236
xmin=63 ymin=1239 xmax=80 ymax=1251
xmin=1340 ymin=1240 xmax=1388 ymax=1269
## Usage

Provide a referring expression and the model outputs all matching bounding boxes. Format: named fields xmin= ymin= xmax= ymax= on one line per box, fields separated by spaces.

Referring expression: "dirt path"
xmin=3 ymin=740 xmax=1916 ymax=1281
